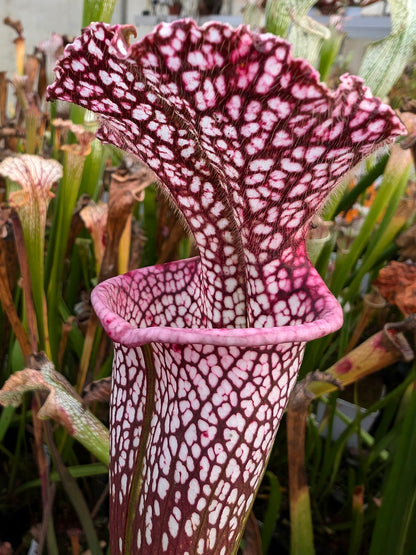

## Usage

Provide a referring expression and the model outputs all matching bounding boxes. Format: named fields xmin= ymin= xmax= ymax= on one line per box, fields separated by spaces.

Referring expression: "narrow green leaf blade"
xmin=359 ymin=0 xmax=416 ymax=98
xmin=0 ymin=405 xmax=14 ymax=443
xmin=261 ymin=471 xmax=282 ymax=554
xmin=370 ymin=387 xmax=416 ymax=555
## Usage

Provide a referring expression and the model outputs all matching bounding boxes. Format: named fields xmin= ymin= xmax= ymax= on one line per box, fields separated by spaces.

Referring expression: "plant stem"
xmin=287 ymin=383 xmax=315 ymax=555
xmin=0 ymin=238 xmax=31 ymax=358
xmin=10 ymin=212 xmax=39 ymax=353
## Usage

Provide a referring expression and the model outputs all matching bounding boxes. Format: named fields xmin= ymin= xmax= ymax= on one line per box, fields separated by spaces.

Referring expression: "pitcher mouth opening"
xmin=91 ymin=256 xmax=343 ymax=348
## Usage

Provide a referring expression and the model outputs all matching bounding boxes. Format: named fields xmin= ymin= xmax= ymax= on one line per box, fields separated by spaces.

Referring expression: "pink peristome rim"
xmin=91 ymin=263 xmax=343 ymax=348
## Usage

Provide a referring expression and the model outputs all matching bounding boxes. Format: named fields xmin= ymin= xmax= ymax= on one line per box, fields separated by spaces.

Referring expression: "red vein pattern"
xmin=47 ymin=19 xmax=404 ymax=554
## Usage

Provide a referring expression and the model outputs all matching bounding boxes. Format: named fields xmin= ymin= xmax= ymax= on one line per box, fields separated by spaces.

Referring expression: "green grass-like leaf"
xmin=370 ymin=385 xmax=416 ymax=555
xmin=261 ymin=471 xmax=282 ymax=554
xmin=359 ymin=0 xmax=416 ymax=98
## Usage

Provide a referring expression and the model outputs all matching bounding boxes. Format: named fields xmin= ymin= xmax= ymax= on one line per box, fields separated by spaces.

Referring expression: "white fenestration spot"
xmin=188 ymin=50 xmax=207 ymax=68
xmin=226 ymin=95 xmax=242 ymax=120
xmin=88 ymin=39 xmax=103 ymax=60
xmin=168 ymin=513 xmax=179 ymax=538
xmin=255 ymin=72 xmax=274 ymax=94
xmin=120 ymin=472 xmax=128 ymax=497
xmin=108 ymin=59 xmax=123 ymax=74
xmin=281 ymin=158 xmax=302 ymax=172
xmin=305 ymin=146 xmax=325 ymax=163
xmin=157 ymin=477 xmax=170 ymax=499
xmin=132 ymin=105 xmax=152 ymax=121
xmin=199 ymin=455 xmax=210 ymax=481
xmin=208 ymin=528 xmax=217 ymax=549
xmin=182 ymin=71 xmax=200 ymax=91
xmin=241 ymin=122 xmax=260 ymax=137
xmin=206 ymin=26 xmax=222 ymax=43
xmin=272 ymin=130 xmax=292 ymax=147
xmin=167 ymin=56 xmax=181 ymax=71
xmin=188 ymin=478 xmax=200 ymax=504
xmin=215 ymin=74 xmax=226 ymax=95
xmin=116 ymin=38 xmax=128 ymax=57
xmin=94 ymin=26 xmax=105 ymax=41
xmin=268 ymin=96 xmax=291 ymax=118
xmin=249 ymin=158 xmax=274 ymax=172
xmin=157 ymin=145 xmax=175 ymax=160
xmin=157 ymin=124 xmax=174 ymax=142
xmin=265 ymin=56 xmax=282 ymax=76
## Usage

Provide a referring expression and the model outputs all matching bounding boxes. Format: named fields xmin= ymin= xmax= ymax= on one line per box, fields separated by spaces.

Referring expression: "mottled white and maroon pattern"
xmin=111 ymin=340 xmax=302 ymax=554
xmin=47 ymin=19 xmax=404 ymax=329
xmin=92 ymin=256 xmax=333 ymax=553
xmin=47 ymin=19 xmax=404 ymax=554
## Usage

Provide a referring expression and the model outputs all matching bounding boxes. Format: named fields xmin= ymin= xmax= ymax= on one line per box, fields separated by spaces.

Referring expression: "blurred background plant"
xmin=0 ymin=0 xmax=415 ymax=553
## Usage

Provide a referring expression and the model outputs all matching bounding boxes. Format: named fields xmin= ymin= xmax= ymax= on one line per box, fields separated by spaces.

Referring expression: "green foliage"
xmin=370 ymin=386 xmax=416 ymax=555
xmin=46 ymin=148 xmax=88 ymax=361
xmin=302 ymin=147 xmax=413 ymax=377
xmin=258 ymin=12 xmax=416 ymax=549
xmin=359 ymin=0 xmax=416 ymax=98
xmin=266 ymin=0 xmax=416 ymax=97
xmin=318 ymin=25 xmax=345 ymax=83
xmin=0 ymin=2 xmax=120 ymax=550
xmin=265 ymin=0 xmax=329 ymax=65
xmin=261 ymin=472 xmax=282 ymax=554
xmin=82 ymin=0 xmax=118 ymax=26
